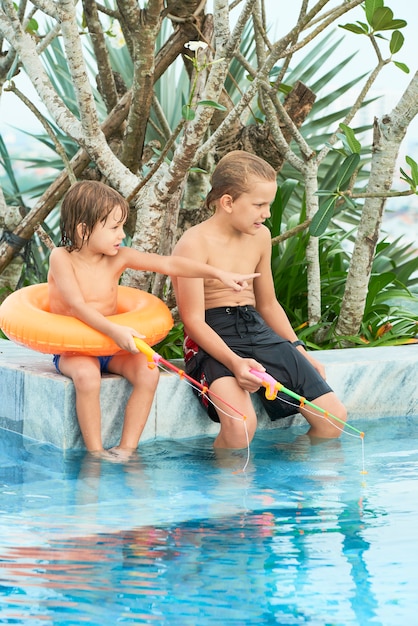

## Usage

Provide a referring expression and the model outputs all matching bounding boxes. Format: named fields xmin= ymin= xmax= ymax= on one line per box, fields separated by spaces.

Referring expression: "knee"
xmin=323 ymin=400 xmax=348 ymax=437
xmin=132 ymin=359 xmax=160 ymax=389
xmin=332 ymin=398 xmax=347 ymax=425
xmin=72 ymin=366 xmax=101 ymax=393
xmin=303 ymin=393 xmax=347 ymax=439
xmin=145 ymin=364 xmax=160 ymax=388
xmin=216 ymin=413 xmax=257 ymax=448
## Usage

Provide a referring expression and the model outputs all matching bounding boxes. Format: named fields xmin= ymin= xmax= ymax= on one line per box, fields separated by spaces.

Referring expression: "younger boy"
xmin=48 ymin=180 xmax=258 ymax=458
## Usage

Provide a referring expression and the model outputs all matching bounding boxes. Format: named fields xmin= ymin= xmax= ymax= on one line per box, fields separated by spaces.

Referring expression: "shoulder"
xmin=49 ymin=246 xmax=70 ymax=266
xmin=47 ymin=246 xmax=75 ymax=284
xmin=258 ymin=224 xmax=272 ymax=242
xmin=173 ymin=223 xmax=209 ymax=259
xmin=50 ymin=246 xmax=64 ymax=258
xmin=177 ymin=221 xmax=207 ymax=242
xmin=255 ymin=225 xmax=272 ymax=253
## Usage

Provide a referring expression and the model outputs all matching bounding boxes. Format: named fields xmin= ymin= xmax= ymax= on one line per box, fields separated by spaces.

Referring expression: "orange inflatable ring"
xmin=0 ymin=283 xmax=173 ymax=356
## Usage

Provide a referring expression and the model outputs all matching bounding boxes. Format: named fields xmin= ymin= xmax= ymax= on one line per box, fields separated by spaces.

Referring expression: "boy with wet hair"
xmin=48 ymin=180 xmax=258 ymax=458
xmin=173 ymin=151 xmax=347 ymax=449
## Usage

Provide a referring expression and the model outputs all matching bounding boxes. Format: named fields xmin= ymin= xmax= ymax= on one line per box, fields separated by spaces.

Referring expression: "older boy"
xmin=173 ymin=151 xmax=347 ymax=449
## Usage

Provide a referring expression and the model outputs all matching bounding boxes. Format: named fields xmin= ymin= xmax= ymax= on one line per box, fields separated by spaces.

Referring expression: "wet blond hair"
xmin=59 ymin=180 xmax=129 ymax=251
xmin=205 ymin=150 xmax=277 ymax=210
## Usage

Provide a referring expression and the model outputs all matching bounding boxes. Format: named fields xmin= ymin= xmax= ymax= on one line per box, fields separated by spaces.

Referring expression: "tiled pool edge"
xmin=0 ymin=339 xmax=417 ymax=450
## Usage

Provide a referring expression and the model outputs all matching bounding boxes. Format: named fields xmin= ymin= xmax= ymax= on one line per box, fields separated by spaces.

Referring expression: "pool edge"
xmin=0 ymin=339 xmax=417 ymax=450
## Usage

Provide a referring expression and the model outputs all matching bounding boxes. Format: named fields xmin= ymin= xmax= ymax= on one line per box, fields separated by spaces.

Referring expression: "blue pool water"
xmin=1 ymin=417 xmax=418 ymax=625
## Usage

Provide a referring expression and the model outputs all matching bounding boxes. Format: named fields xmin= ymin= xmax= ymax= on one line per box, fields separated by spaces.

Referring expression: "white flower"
xmin=108 ymin=21 xmax=126 ymax=49
xmin=184 ymin=41 xmax=208 ymax=52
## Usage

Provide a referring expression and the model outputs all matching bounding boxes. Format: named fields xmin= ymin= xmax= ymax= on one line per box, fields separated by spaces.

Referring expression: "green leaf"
xmin=386 ymin=19 xmax=408 ymax=31
xmin=196 ymin=100 xmax=227 ymax=111
xmin=399 ymin=167 xmax=414 ymax=187
xmin=26 ymin=18 xmax=39 ymax=34
xmin=280 ymin=179 xmax=299 ymax=207
xmin=365 ymin=272 xmax=396 ymax=313
xmin=277 ymin=83 xmax=292 ymax=95
xmin=339 ymin=23 xmax=368 ymax=35
xmin=338 ymin=123 xmax=361 ymax=154
xmin=315 ymin=189 xmax=334 ymax=197
xmin=343 ymin=195 xmax=358 ymax=210
xmin=365 ymin=0 xmax=384 ymax=25
xmin=393 ymin=61 xmax=410 ymax=73
xmin=357 ymin=21 xmax=370 ymax=32
xmin=405 ymin=156 xmax=418 ymax=186
xmin=370 ymin=7 xmax=407 ymax=31
xmin=309 ymin=196 xmax=337 ymax=237
xmin=335 ymin=133 xmax=352 ymax=156
xmin=370 ymin=6 xmax=392 ymax=30
xmin=336 ymin=153 xmax=360 ymax=190
xmin=182 ymin=105 xmax=195 ymax=121
xmin=390 ymin=30 xmax=404 ymax=54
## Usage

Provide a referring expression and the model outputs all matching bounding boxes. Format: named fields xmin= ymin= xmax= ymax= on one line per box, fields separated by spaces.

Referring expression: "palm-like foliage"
xmin=1 ymin=17 xmax=416 ymax=351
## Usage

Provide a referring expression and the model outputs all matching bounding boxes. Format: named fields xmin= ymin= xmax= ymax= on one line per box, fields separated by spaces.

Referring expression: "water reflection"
xmin=0 ymin=420 xmax=417 ymax=624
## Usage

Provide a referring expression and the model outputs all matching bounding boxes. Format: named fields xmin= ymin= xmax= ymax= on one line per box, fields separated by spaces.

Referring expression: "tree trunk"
xmin=336 ymin=71 xmax=418 ymax=339
xmin=0 ymin=92 xmax=133 ymax=274
xmin=304 ymin=160 xmax=322 ymax=325
xmin=0 ymin=196 xmax=23 ymax=302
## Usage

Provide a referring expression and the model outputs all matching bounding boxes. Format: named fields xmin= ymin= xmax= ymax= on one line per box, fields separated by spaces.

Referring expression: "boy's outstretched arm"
xmin=120 ymin=248 xmax=259 ymax=291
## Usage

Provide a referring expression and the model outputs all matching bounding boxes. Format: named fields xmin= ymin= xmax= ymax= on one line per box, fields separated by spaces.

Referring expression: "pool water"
xmin=1 ymin=417 xmax=418 ymax=625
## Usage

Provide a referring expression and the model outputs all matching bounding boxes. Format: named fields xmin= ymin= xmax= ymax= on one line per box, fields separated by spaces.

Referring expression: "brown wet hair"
xmin=59 ymin=180 xmax=129 ymax=251
xmin=205 ymin=150 xmax=277 ymax=211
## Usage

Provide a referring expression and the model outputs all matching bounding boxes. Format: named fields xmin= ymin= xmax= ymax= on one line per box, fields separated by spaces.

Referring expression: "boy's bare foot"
xmin=87 ymin=449 xmax=118 ymax=461
xmin=108 ymin=446 xmax=137 ymax=461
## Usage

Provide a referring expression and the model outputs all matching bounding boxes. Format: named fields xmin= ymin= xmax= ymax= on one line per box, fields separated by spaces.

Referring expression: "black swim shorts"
xmin=184 ymin=305 xmax=332 ymax=423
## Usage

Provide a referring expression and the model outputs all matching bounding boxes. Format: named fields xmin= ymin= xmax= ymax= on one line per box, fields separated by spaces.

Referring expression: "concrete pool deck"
xmin=0 ymin=338 xmax=417 ymax=450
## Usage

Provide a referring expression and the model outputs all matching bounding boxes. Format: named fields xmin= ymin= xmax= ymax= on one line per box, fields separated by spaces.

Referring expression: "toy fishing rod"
xmin=134 ymin=337 xmax=253 ymax=472
xmin=249 ymin=368 xmax=364 ymax=438
xmin=134 ymin=337 xmax=249 ymax=422
xmin=251 ymin=369 xmax=367 ymax=475
xmin=134 ymin=338 xmax=366 ymax=475
xmin=135 ymin=337 xmax=363 ymax=438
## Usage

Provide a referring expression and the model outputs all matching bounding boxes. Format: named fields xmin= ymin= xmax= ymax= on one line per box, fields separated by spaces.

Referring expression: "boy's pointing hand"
xmin=219 ymin=271 xmax=261 ymax=291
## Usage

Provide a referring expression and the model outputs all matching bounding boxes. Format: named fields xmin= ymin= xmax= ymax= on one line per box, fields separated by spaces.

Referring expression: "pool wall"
xmin=0 ymin=339 xmax=417 ymax=450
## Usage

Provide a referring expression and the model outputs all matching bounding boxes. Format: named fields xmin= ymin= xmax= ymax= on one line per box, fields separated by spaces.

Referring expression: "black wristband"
xmin=292 ymin=339 xmax=307 ymax=350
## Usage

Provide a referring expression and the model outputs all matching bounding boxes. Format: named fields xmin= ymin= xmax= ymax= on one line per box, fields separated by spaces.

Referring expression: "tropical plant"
xmin=0 ymin=0 xmax=417 ymax=355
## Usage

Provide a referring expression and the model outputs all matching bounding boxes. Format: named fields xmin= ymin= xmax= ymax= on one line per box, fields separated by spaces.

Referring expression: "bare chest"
xmin=205 ymin=238 xmax=260 ymax=274
xmin=77 ymin=268 xmax=119 ymax=313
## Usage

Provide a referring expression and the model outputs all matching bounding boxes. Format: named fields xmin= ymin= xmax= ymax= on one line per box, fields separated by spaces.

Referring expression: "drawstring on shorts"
xmin=225 ymin=306 xmax=253 ymax=338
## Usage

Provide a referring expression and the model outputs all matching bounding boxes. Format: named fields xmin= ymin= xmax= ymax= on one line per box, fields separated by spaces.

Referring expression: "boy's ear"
xmin=76 ymin=222 xmax=88 ymax=241
xmin=219 ymin=193 xmax=233 ymax=213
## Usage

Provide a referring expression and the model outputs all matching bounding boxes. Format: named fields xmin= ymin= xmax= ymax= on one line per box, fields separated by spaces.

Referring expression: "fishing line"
xmin=156 ymin=360 xmax=252 ymax=472
xmin=134 ymin=339 xmax=366 ymax=474
xmin=135 ymin=339 xmax=252 ymax=471
xmin=250 ymin=368 xmax=367 ymax=475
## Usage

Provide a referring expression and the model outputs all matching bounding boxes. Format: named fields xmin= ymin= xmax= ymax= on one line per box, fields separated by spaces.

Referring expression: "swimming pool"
xmin=1 ymin=416 xmax=417 ymax=625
